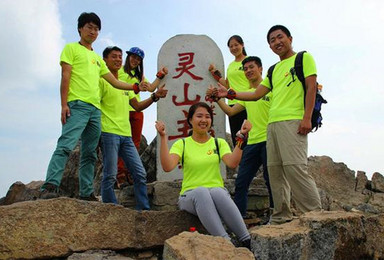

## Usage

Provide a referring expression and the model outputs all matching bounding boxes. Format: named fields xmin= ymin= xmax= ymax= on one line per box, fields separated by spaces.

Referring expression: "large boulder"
xmin=371 ymin=172 xmax=384 ymax=193
xmin=308 ymin=156 xmax=384 ymax=213
xmin=0 ymin=198 xmax=204 ymax=260
xmin=163 ymin=231 xmax=254 ymax=260
xmin=250 ymin=211 xmax=384 ymax=260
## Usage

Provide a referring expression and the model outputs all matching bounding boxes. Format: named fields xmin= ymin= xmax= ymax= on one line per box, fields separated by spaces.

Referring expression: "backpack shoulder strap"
xmin=181 ymin=138 xmax=185 ymax=166
xmin=267 ymin=63 xmax=277 ymax=91
xmin=295 ymin=51 xmax=306 ymax=88
xmin=214 ymin=138 xmax=220 ymax=163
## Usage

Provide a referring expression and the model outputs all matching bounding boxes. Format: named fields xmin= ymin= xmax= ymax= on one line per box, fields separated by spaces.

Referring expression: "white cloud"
xmin=0 ymin=0 xmax=63 ymax=197
xmin=0 ymin=0 xmax=64 ymax=92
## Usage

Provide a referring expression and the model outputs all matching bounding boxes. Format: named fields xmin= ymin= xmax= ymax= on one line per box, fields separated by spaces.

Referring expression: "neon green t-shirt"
xmin=237 ymin=91 xmax=271 ymax=145
xmin=99 ymin=76 xmax=135 ymax=137
xmin=170 ymin=137 xmax=231 ymax=195
xmin=118 ymin=68 xmax=148 ymax=112
xmin=227 ymin=60 xmax=249 ymax=105
xmin=260 ymin=52 xmax=317 ymax=123
xmin=60 ymin=42 xmax=110 ymax=109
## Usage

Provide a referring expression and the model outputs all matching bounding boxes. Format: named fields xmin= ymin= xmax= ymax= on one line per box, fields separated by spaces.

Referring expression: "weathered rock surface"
xmin=163 ymin=231 xmax=254 ymax=260
xmin=250 ymin=211 xmax=384 ymax=260
xmin=372 ymin=172 xmax=384 ymax=193
xmin=0 ymin=198 xmax=204 ymax=260
xmin=308 ymin=156 xmax=384 ymax=213
xmin=67 ymin=250 xmax=134 ymax=260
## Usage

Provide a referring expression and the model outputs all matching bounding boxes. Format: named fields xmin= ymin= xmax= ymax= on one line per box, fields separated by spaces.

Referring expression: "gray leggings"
xmin=178 ymin=187 xmax=250 ymax=242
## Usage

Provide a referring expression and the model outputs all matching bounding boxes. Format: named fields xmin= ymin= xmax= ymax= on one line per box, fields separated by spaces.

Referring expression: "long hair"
xmin=123 ymin=54 xmax=144 ymax=82
xmin=227 ymin=35 xmax=247 ymax=56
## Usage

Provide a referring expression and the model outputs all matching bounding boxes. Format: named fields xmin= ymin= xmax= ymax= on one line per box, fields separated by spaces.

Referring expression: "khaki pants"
xmin=267 ymin=120 xmax=321 ymax=224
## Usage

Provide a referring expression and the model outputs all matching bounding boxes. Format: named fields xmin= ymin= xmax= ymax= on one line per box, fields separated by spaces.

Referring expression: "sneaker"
xmin=79 ymin=193 xmax=99 ymax=201
xmin=240 ymin=239 xmax=251 ymax=250
xmin=40 ymin=183 xmax=59 ymax=199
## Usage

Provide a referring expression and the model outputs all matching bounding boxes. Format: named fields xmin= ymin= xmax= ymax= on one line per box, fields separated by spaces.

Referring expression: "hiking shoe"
xmin=79 ymin=193 xmax=99 ymax=201
xmin=40 ymin=183 xmax=59 ymax=199
xmin=240 ymin=239 xmax=251 ymax=250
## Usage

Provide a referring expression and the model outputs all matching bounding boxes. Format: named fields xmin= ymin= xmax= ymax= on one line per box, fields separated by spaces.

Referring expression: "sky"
xmin=0 ymin=0 xmax=383 ymax=198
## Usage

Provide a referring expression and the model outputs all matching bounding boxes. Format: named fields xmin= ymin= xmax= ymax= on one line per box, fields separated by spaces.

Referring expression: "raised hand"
xmin=217 ymin=83 xmax=229 ymax=98
xmin=155 ymin=84 xmax=168 ymax=99
xmin=240 ymin=119 xmax=252 ymax=134
xmin=156 ymin=67 xmax=168 ymax=79
xmin=155 ymin=120 xmax=166 ymax=136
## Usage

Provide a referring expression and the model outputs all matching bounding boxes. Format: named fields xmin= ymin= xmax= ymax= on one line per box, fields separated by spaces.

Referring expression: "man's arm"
xmin=216 ymin=99 xmax=245 ymax=116
xmin=60 ymin=62 xmax=72 ymax=125
xmin=146 ymin=67 xmax=168 ymax=92
xmin=298 ymin=75 xmax=317 ymax=135
xmin=130 ymin=85 xmax=168 ymax=112
xmin=217 ymin=83 xmax=270 ymax=101
xmin=102 ymin=72 xmax=148 ymax=92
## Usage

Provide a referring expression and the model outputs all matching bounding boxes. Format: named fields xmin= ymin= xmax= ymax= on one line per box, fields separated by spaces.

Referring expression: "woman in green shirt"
xmin=155 ymin=102 xmax=252 ymax=249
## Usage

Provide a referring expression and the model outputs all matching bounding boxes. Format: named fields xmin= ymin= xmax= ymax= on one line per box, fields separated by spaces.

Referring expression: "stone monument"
xmin=157 ymin=34 xmax=225 ymax=181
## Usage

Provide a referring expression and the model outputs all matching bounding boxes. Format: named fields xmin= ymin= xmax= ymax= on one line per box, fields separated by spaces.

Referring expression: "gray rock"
xmin=372 ymin=172 xmax=384 ymax=193
xmin=0 ymin=197 xmax=204 ymax=259
xmin=250 ymin=211 xmax=384 ymax=260
xmin=163 ymin=231 xmax=254 ymax=260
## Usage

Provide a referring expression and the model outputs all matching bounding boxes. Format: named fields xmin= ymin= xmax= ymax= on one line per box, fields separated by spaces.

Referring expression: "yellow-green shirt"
xmin=100 ymin=76 xmax=135 ymax=137
xmin=118 ymin=68 xmax=148 ymax=112
xmin=237 ymin=91 xmax=271 ymax=145
xmin=226 ymin=60 xmax=249 ymax=105
xmin=261 ymin=52 xmax=317 ymax=123
xmin=60 ymin=42 xmax=110 ymax=109
xmin=170 ymin=137 xmax=231 ymax=195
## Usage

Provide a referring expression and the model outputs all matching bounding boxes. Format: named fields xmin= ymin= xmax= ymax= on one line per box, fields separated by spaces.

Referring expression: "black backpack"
xmin=267 ymin=51 xmax=327 ymax=131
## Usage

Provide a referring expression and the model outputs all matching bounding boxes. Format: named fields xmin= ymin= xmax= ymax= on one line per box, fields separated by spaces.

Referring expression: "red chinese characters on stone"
xmin=172 ymin=52 xmax=203 ymax=80
xmin=168 ymin=110 xmax=189 ymax=140
xmin=172 ymin=83 xmax=201 ymax=106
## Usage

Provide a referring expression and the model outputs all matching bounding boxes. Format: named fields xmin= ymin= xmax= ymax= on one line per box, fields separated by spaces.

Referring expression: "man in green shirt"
xmin=99 ymin=46 xmax=167 ymax=209
xmin=214 ymin=25 xmax=322 ymax=224
xmin=207 ymin=56 xmax=273 ymax=217
xmin=41 ymin=12 xmax=148 ymax=200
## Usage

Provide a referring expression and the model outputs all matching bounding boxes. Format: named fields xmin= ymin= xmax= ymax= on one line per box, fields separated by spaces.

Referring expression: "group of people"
xmin=39 ymin=12 xmax=168 ymax=211
xmin=39 ymin=11 xmax=322 ymax=250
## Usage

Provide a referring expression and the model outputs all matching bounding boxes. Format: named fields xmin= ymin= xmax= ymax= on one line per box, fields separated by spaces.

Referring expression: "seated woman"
xmin=155 ymin=102 xmax=252 ymax=249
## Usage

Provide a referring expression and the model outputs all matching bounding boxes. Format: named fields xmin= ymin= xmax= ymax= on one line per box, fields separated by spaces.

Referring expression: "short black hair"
xmin=242 ymin=56 xmax=262 ymax=68
xmin=267 ymin=25 xmax=291 ymax=43
xmin=78 ymin=12 xmax=101 ymax=32
xmin=102 ymin=46 xmax=122 ymax=59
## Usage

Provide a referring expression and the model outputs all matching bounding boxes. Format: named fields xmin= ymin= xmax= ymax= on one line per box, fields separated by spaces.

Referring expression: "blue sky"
xmin=0 ymin=0 xmax=383 ymax=197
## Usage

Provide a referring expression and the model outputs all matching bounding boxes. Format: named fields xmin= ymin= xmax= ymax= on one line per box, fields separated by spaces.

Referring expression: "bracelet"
xmin=156 ymin=71 xmax=165 ymax=79
xmin=227 ymin=88 xmax=237 ymax=100
xmin=133 ymin=83 xmax=140 ymax=94
xmin=210 ymin=70 xmax=222 ymax=82
xmin=151 ymin=93 xmax=160 ymax=102
xmin=235 ymin=131 xmax=248 ymax=150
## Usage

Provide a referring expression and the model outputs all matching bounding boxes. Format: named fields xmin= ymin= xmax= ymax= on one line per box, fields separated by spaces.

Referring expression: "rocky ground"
xmin=1 ymin=137 xmax=383 ymax=260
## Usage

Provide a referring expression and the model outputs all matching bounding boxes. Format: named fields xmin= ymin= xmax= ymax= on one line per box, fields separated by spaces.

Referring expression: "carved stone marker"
xmin=157 ymin=34 xmax=225 ymax=181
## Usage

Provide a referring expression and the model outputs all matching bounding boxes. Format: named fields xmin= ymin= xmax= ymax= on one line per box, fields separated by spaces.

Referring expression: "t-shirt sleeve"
xmin=60 ymin=44 xmax=74 ymax=66
xmin=99 ymin=58 xmax=110 ymax=76
xmin=218 ymin=138 xmax=231 ymax=158
xmin=169 ymin=139 xmax=183 ymax=162
xmin=128 ymin=90 xmax=135 ymax=100
xmin=260 ymin=76 xmax=271 ymax=90
xmin=99 ymin=78 xmax=106 ymax=100
xmin=303 ymin=52 xmax=317 ymax=78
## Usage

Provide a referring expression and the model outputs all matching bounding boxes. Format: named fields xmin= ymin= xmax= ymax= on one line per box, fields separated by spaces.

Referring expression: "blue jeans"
xmin=42 ymin=100 xmax=101 ymax=197
xmin=234 ymin=142 xmax=273 ymax=217
xmin=100 ymin=132 xmax=150 ymax=210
